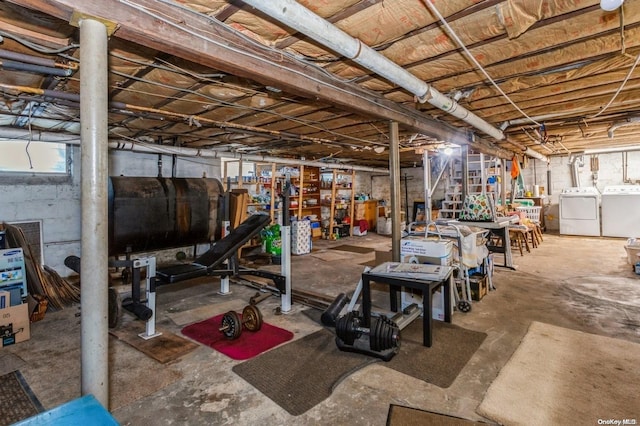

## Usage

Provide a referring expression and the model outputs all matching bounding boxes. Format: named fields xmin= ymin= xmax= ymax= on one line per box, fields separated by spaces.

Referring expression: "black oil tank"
xmin=108 ymin=177 xmax=223 ymax=255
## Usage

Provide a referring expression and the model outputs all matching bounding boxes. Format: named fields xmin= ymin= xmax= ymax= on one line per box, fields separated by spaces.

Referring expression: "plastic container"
xmin=625 ymin=245 xmax=640 ymax=265
xmin=516 ymin=206 xmax=542 ymax=222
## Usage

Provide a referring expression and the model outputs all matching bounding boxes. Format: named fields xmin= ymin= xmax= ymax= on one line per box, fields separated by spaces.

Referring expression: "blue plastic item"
xmin=13 ymin=395 xmax=119 ymax=426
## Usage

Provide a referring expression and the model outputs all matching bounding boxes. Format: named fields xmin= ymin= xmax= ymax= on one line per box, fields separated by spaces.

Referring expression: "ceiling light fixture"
xmin=600 ymin=0 xmax=624 ymax=11
xmin=373 ymin=146 xmax=385 ymax=154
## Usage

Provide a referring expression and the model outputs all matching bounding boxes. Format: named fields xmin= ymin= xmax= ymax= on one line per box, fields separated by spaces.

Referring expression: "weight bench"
xmin=156 ymin=213 xmax=272 ymax=284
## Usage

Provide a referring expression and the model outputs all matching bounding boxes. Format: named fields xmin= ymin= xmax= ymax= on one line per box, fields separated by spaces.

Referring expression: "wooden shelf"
xmin=320 ymin=169 xmax=356 ymax=237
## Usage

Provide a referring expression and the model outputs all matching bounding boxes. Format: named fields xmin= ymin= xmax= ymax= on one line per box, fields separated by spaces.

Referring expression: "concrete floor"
xmin=2 ymin=232 xmax=639 ymax=425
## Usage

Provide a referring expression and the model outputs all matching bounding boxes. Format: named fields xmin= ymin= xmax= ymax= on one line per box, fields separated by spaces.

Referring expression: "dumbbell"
xmin=219 ymin=305 xmax=263 ymax=340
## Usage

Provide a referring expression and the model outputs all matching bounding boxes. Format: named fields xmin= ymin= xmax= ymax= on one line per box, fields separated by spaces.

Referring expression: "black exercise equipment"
xmin=321 ymin=292 xmax=349 ymax=327
xmin=156 ymin=214 xmax=271 ymax=284
xmin=334 ymin=304 xmax=422 ymax=361
xmin=65 ymin=255 xmax=158 ymax=333
xmin=219 ymin=305 xmax=263 ymax=340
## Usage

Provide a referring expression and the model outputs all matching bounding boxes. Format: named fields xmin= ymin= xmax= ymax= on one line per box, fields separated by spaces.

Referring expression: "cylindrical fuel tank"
xmin=108 ymin=177 xmax=223 ymax=255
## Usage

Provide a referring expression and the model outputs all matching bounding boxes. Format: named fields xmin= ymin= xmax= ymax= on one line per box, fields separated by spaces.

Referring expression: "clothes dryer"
xmin=559 ymin=187 xmax=601 ymax=236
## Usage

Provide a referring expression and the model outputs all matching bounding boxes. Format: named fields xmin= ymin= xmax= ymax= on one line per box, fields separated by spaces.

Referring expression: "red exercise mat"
xmin=181 ymin=313 xmax=294 ymax=360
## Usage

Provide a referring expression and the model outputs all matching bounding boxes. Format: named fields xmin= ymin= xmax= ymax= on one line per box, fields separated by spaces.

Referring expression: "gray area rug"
xmin=328 ymin=244 xmax=375 ymax=254
xmin=232 ymin=328 xmax=378 ymax=416
xmin=304 ymin=308 xmax=486 ymax=388
xmin=477 ymin=321 xmax=640 ymax=425
xmin=0 ymin=370 xmax=44 ymax=425
xmin=385 ymin=320 xmax=487 ymax=388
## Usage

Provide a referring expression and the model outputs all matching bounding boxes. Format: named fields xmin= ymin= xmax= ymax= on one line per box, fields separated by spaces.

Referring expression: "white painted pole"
xmin=79 ymin=18 xmax=109 ymax=408
xmin=280 ymin=225 xmax=292 ymax=313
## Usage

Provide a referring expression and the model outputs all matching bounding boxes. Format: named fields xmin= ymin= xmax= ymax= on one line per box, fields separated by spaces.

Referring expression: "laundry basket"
xmin=516 ymin=206 xmax=542 ymax=222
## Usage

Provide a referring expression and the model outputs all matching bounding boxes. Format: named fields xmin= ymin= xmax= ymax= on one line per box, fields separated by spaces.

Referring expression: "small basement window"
xmin=0 ymin=139 xmax=70 ymax=178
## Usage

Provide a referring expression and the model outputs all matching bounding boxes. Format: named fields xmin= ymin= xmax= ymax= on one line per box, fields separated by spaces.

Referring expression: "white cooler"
xmin=400 ymin=237 xmax=454 ymax=320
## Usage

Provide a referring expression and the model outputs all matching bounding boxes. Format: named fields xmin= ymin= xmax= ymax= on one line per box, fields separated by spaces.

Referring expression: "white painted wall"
xmin=0 ymin=146 xmax=221 ymax=277
xmin=520 ymin=151 xmax=640 ymax=231
xmin=3 ymin=146 xmax=639 ymax=277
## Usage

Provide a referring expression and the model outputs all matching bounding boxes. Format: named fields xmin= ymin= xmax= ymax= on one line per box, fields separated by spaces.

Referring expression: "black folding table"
xmin=361 ymin=262 xmax=454 ymax=348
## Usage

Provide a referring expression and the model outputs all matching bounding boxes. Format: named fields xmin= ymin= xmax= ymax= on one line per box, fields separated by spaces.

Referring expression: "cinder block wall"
xmin=520 ymin=151 xmax=640 ymax=231
xmin=0 ymin=147 xmax=221 ymax=276
xmin=3 ymin=148 xmax=639 ymax=276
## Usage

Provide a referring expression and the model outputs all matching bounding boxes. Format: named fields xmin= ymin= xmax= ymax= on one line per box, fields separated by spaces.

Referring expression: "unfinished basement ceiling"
xmin=1 ymin=0 xmax=640 ymax=168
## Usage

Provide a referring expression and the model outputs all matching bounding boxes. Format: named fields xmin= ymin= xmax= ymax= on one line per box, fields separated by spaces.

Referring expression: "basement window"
xmin=0 ymin=139 xmax=70 ymax=179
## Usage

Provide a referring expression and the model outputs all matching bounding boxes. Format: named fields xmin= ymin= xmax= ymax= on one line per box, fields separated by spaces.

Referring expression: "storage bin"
xmin=516 ymin=206 xmax=542 ymax=222
xmin=624 ymin=244 xmax=640 ymax=265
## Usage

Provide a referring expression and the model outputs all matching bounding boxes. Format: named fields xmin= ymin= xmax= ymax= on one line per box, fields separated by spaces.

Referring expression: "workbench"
xmin=361 ymin=262 xmax=454 ymax=347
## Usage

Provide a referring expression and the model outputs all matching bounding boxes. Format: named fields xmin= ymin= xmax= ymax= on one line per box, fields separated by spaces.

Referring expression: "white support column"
xmin=280 ymin=225 xmax=292 ymax=313
xmin=79 ymin=18 xmax=109 ymax=408
xmin=218 ymin=220 xmax=231 ymax=295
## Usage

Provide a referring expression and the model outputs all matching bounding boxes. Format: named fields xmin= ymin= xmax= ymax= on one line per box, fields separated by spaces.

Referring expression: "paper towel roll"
xmin=533 ymin=185 xmax=540 ymax=197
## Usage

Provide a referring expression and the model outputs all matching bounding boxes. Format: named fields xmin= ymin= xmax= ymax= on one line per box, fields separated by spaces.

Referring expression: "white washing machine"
xmin=601 ymin=185 xmax=640 ymax=238
xmin=559 ymin=187 xmax=601 ymax=236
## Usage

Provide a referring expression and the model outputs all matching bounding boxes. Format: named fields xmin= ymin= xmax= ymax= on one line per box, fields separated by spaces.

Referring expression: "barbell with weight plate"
xmin=219 ymin=305 xmax=264 ymax=340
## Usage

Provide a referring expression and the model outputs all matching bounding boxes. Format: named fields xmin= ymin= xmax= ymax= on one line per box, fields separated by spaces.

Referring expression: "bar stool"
xmin=508 ymin=225 xmax=530 ymax=256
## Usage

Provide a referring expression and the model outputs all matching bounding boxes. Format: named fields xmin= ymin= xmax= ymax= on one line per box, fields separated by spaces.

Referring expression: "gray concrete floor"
xmin=2 ymin=232 xmax=639 ymax=425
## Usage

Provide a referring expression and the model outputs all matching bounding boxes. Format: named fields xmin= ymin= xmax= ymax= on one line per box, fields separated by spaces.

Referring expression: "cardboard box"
xmin=1 ymin=292 xmax=30 ymax=347
xmin=0 ymin=248 xmax=28 ymax=305
xmin=465 ymin=274 xmax=489 ymax=301
xmin=400 ymin=237 xmax=453 ymax=266
xmin=400 ymin=287 xmax=453 ymax=321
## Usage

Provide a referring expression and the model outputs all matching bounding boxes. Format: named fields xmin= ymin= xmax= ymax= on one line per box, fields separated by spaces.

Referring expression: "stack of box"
xmin=399 ymin=237 xmax=454 ymax=321
xmin=291 ymin=220 xmax=312 ymax=255
xmin=1 ymin=248 xmax=30 ymax=347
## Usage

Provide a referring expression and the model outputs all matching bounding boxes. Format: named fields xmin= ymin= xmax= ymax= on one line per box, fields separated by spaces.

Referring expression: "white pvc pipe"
xmin=79 ymin=18 xmax=109 ymax=408
xmin=241 ymin=0 xmax=504 ymax=141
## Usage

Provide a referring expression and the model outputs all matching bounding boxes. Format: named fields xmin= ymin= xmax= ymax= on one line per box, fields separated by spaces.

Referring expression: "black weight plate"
xmin=108 ymin=287 xmax=122 ymax=329
xmin=370 ymin=317 xmax=382 ymax=352
xmin=221 ymin=311 xmax=242 ymax=339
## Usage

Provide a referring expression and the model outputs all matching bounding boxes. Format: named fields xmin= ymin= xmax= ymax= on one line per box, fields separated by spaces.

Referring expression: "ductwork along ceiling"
xmin=1 ymin=0 xmax=640 ymax=167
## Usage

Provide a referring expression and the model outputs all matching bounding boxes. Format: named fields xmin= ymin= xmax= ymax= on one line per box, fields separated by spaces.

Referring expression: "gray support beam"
xmin=389 ymin=121 xmax=401 ymax=262
xmin=501 ymin=158 xmax=508 ymax=207
xmin=79 ymin=18 xmax=109 ymax=408
xmin=461 ymin=145 xmax=469 ymax=202
xmin=423 ymin=151 xmax=431 ymax=223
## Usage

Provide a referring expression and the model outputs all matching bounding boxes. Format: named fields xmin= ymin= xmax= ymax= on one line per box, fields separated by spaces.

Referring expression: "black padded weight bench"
xmin=156 ymin=213 xmax=272 ymax=284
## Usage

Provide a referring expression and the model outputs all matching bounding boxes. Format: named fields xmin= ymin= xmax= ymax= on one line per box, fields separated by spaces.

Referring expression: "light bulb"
xmin=443 ymin=147 xmax=453 ymax=156
xmin=600 ymin=0 xmax=624 ymax=11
